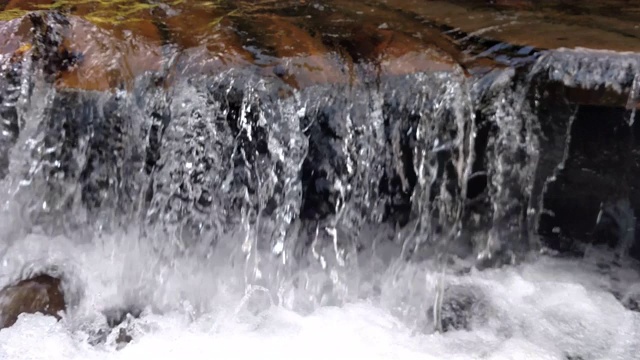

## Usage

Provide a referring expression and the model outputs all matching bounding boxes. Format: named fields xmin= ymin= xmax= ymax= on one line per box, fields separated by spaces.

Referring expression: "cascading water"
xmin=1 ymin=6 xmax=640 ymax=360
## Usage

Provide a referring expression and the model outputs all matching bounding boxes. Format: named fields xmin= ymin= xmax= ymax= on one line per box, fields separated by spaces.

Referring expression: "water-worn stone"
xmin=382 ymin=0 xmax=640 ymax=52
xmin=87 ymin=306 xmax=141 ymax=349
xmin=1 ymin=10 xmax=162 ymax=91
xmin=1 ymin=0 xmax=498 ymax=91
xmin=0 ymin=274 xmax=66 ymax=329
xmin=244 ymin=14 xmax=348 ymax=88
xmin=52 ymin=15 xmax=162 ymax=91
xmin=429 ymin=285 xmax=488 ymax=332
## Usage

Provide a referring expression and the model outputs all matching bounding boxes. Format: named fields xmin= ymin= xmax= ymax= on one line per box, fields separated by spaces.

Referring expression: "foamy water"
xmin=1 ymin=234 xmax=640 ymax=360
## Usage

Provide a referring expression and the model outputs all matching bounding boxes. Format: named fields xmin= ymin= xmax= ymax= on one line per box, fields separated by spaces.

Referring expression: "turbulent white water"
xmin=1 ymin=233 xmax=640 ymax=360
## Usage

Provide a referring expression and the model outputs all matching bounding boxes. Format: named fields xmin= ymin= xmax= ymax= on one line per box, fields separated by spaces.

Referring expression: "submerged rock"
xmin=115 ymin=328 xmax=133 ymax=349
xmin=103 ymin=305 xmax=143 ymax=329
xmin=86 ymin=306 xmax=142 ymax=349
xmin=431 ymin=285 xmax=488 ymax=332
xmin=0 ymin=274 xmax=66 ymax=329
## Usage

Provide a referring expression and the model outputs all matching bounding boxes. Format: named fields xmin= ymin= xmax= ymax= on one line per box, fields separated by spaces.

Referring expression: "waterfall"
xmin=1 ymin=9 xmax=640 ymax=354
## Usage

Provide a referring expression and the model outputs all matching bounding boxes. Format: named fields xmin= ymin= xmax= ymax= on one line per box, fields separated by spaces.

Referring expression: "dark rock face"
xmin=538 ymin=105 xmax=640 ymax=257
xmin=0 ymin=274 xmax=66 ymax=329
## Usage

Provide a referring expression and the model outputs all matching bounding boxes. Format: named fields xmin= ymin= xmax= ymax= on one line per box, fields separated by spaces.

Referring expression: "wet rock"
xmin=2 ymin=1 xmax=505 ymax=92
xmin=430 ymin=285 xmax=488 ymax=332
xmin=2 ymin=10 xmax=162 ymax=91
xmin=55 ymin=16 xmax=162 ymax=91
xmin=115 ymin=328 xmax=133 ymax=349
xmin=158 ymin=2 xmax=237 ymax=49
xmin=347 ymin=24 xmax=459 ymax=77
xmin=324 ymin=1 xmax=471 ymax=76
xmin=384 ymin=0 xmax=640 ymax=52
xmin=102 ymin=305 xmax=142 ymax=329
xmin=0 ymin=274 xmax=66 ymax=329
xmin=538 ymin=105 xmax=640 ymax=258
xmin=107 ymin=309 xmax=139 ymax=350
xmin=620 ymin=294 xmax=640 ymax=312
xmin=492 ymin=0 xmax=534 ymax=10
xmin=159 ymin=5 xmax=254 ymax=79
xmin=28 ymin=11 xmax=77 ymax=79
xmin=4 ymin=0 xmax=54 ymax=11
xmin=243 ymin=14 xmax=348 ymax=88
xmin=87 ymin=306 xmax=141 ymax=348
xmin=0 ymin=16 xmax=31 ymax=56
xmin=565 ymin=355 xmax=585 ymax=360
xmin=378 ymin=35 xmax=458 ymax=76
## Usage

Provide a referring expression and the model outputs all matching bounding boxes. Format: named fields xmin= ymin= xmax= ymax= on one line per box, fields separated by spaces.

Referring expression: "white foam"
xmin=1 ymin=233 xmax=640 ymax=360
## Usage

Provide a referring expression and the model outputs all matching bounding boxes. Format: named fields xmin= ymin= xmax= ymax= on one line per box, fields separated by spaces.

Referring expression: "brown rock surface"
xmin=351 ymin=24 xmax=459 ymax=76
xmin=2 ymin=0 xmax=639 ymax=92
xmin=244 ymin=14 xmax=348 ymax=88
xmin=1 ymin=11 xmax=163 ymax=91
xmin=378 ymin=0 xmax=640 ymax=52
xmin=158 ymin=3 xmax=254 ymax=79
xmin=54 ymin=16 xmax=163 ymax=91
xmin=4 ymin=0 xmax=53 ymax=11
xmin=0 ymin=274 xmax=66 ymax=329
xmin=1 ymin=0 xmax=483 ymax=90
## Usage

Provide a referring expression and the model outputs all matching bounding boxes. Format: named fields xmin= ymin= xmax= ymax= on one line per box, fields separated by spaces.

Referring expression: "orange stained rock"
xmin=157 ymin=2 xmax=254 ymax=79
xmin=248 ymin=14 xmax=348 ymax=88
xmin=167 ymin=43 xmax=254 ymax=83
xmin=164 ymin=34 xmax=254 ymax=81
xmin=0 ymin=274 xmax=66 ymax=329
xmin=4 ymin=0 xmax=54 ymax=11
xmin=374 ymin=27 xmax=459 ymax=75
xmin=319 ymin=1 xmax=471 ymax=73
xmin=66 ymin=2 xmax=162 ymax=44
xmin=158 ymin=2 xmax=236 ymax=49
xmin=54 ymin=16 xmax=163 ymax=91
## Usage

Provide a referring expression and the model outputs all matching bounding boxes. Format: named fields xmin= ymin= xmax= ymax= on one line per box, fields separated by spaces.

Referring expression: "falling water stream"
xmin=1 ymin=4 xmax=640 ymax=359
